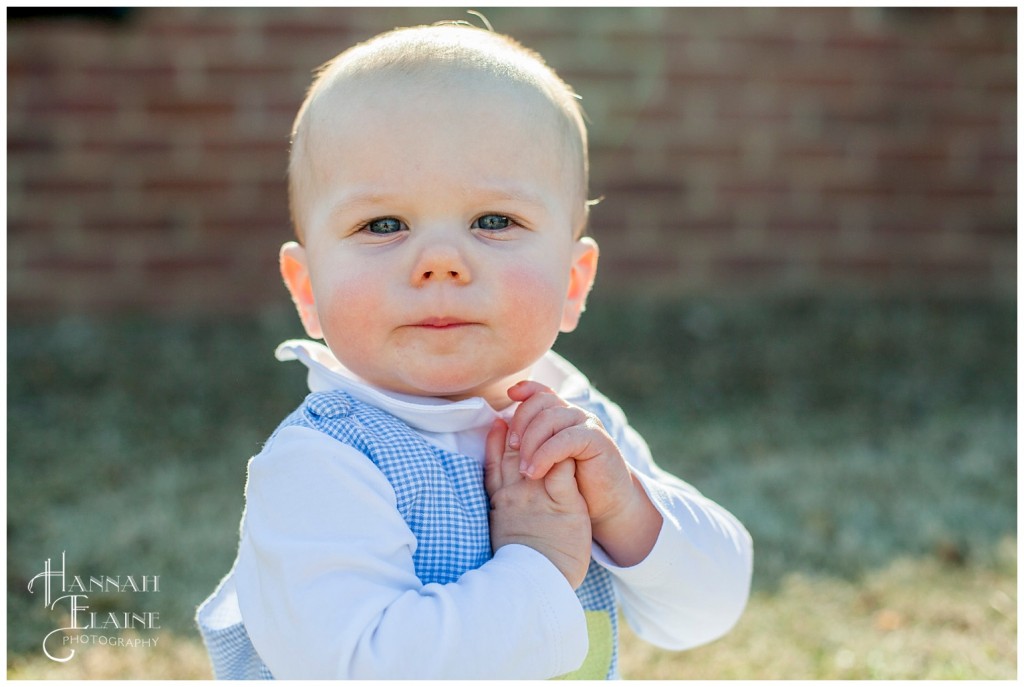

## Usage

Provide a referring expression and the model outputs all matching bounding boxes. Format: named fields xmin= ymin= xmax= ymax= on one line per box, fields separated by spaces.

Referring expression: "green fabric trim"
xmin=553 ymin=610 xmax=613 ymax=680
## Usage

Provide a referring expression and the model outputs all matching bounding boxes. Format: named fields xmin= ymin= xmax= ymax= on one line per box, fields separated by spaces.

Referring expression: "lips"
xmin=412 ymin=317 xmax=475 ymax=329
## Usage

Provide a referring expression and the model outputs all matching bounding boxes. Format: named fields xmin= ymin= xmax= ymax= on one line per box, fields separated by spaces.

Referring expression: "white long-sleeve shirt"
xmin=228 ymin=340 xmax=752 ymax=679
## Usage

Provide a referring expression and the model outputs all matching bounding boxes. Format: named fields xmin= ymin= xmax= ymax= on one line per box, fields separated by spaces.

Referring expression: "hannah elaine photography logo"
xmin=27 ymin=551 xmax=162 ymax=662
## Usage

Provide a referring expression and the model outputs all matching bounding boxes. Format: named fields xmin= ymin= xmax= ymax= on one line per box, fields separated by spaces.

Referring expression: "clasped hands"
xmin=484 ymin=381 xmax=662 ymax=589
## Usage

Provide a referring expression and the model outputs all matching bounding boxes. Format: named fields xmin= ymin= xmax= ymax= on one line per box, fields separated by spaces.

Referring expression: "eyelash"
xmin=357 ymin=214 xmax=520 ymax=236
xmin=361 ymin=217 xmax=405 ymax=235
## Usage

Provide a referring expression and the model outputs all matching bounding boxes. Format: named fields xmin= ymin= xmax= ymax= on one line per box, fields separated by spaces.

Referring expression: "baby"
xmin=197 ymin=22 xmax=752 ymax=679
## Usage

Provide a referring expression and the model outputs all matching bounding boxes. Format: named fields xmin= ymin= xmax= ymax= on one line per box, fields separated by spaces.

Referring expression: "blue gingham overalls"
xmin=198 ymin=389 xmax=620 ymax=679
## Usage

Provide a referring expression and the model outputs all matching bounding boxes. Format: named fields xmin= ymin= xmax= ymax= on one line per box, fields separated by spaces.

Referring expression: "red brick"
xmin=24 ymin=255 xmax=118 ymax=273
xmin=922 ymin=184 xmax=997 ymax=200
xmin=719 ymin=180 xmax=790 ymax=199
xmin=80 ymin=63 xmax=177 ymax=82
xmin=80 ymin=216 xmax=178 ymax=234
xmin=873 ymin=218 xmax=949 ymax=236
xmin=141 ymin=177 xmax=233 ymax=194
xmin=603 ymin=254 xmax=680 ymax=276
xmin=23 ymin=94 xmax=120 ymax=118
xmin=141 ymin=17 xmax=240 ymax=42
xmin=714 ymin=255 xmax=794 ymax=276
xmin=774 ymin=67 xmax=860 ymax=90
xmin=7 ymin=217 xmax=52 ymax=235
xmin=603 ymin=180 xmax=684 ymax=198
xmin=23 ymin=176 xmax=113 ymax=195
xmin=203 ymin=137 xmax=288 ymax=160
xmin=971 ymin=219 xmax=1016 ymax=239
xmin=907 ymin=256 xmax=993 ymax=280
xmin=928 ymin=32 xmax=1016 ymax=57
xmin=205 ymin=62 xmax=296 ymax=81
xmin=8 ymin=133 xmax=54 ymax=154
xmin=823 ymin=32 xmax=904 ymax=53
xmin=7 ymin=56 xmax=59 ymax=81
xmin=932 ymin=110 xmax=1004 ymax=130
xmin=6 ymin=7 xmax=1016 ymax=312
xmin=777 ymin=142 xmax=847 ymax=162
xmin=262 ymin=17 xmax=362 ymax=44
xmin=205 ymin=212 xmax=290 ymax=235
xmin=666 ymin=69 xmax=748 ymax=88
xmin=143 ymin=255 xmax=233 ymax=274
xmin=818 ymin=255 xmax=894 ymax=278
xmin=766 ymin=215 xmax=841 ymax=234
xmin=665 ymin=142 xmax=743 ymax=164
xmin=677 ymin=215 xmax=738 ymax=236
xmin=146 ymin=96 xmax=235 ymax=119
xmin=874 ymin=142 xmax=949 ymax=163
xmin=78 ymin=136 xmax=176 ymax=155
xmin=720 ymin=31 xmax=805 ymax=55
xmin=819 ymin=182 xmax=900 ymax=200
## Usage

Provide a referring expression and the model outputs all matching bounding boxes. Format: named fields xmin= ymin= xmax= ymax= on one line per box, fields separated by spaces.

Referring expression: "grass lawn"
xmin=7 ymin=295 xmax=1016 ymax=679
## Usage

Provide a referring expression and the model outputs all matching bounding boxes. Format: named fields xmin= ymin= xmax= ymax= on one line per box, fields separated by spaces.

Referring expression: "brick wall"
xmin=8 ymin=7 xmax=1016 ymax=315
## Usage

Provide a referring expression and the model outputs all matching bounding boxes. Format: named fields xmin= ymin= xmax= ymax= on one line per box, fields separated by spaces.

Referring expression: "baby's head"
xmin=288 ymin=23 xmax=591 ymax=240
xmin=280 ymin=23 xmax=600 ymax=409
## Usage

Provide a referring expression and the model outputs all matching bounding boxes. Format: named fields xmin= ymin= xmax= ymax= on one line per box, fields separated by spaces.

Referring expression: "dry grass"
xmin=7 ymin=296 xmax=1016 ymax=679
xmin=9 ymin=542 xmax=1015 ymax=680
xmin=7 ymin=632 xmax=213 ymax=680
xmin=619 ymin=538 xmax=1017 ymax=680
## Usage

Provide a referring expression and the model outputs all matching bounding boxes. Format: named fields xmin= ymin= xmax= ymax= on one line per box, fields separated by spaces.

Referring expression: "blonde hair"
xmin=287 ymin=23 xmax=590 ymax=240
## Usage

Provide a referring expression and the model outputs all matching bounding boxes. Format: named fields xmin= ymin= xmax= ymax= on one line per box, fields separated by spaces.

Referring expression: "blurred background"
xmin=7 ymin=7 xmax=1016 ymax=679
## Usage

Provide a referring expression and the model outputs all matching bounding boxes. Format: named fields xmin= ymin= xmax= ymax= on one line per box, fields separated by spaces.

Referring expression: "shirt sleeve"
xmin=233 ymin=425 xmax=588 ymax=679
xmin=590 ymin=401 xmax=754 ymax=651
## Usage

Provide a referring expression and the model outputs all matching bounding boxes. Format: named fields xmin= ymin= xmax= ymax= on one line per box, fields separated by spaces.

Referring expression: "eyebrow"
xmin=328 ymin=190 xmax=396 ymax=213
xmin=462 ymin=184 xmax=551 ymax=210
xmin=327 ymin=183 xmax=552 ymax=219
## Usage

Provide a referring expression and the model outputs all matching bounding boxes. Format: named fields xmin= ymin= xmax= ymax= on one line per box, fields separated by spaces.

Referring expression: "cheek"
xmin=497 ymin=262 xmax=569 ymax=335
xmin=310 ymin=264 xmax=383 ymax=339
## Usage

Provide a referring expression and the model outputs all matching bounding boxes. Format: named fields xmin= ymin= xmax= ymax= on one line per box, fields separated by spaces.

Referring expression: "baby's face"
xmin=283 ymin=73 xmax=596 ymax=408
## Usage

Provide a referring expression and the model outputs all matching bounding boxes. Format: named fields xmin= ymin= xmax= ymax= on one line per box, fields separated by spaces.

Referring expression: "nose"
xmin=410 ymin=238 xmax=472 ymax=287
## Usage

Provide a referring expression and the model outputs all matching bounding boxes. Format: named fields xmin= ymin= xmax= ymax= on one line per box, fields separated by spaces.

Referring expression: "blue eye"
xmin=364 ymin=217 xmax=404 ymax=234
xmin=473 ymin=214 xmax=511 ymax=231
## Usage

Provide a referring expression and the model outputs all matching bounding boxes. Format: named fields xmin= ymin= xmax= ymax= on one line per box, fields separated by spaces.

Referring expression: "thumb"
xmin=484 ymin=419 xmax=508 ymax=498
xmin=543 ymin=458 xmax=581 ymax=506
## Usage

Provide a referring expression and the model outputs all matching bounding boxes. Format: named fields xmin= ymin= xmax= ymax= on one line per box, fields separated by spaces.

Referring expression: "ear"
xmin=280 ymin=241 xmax=323 ymax=339
xmin=560 ymin=237 xmax=599 ymax=333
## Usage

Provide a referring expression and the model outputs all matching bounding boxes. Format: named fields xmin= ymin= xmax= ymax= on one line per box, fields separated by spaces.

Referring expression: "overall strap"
xmin=297 ymin=390 xmax=492 ymax=584
xmin=199 ymin=389 xmax=621 ymax=679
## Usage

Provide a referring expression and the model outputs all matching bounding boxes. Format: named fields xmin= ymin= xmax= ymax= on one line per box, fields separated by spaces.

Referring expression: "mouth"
xmin=411 ymin=317 xmax=476 ymax=329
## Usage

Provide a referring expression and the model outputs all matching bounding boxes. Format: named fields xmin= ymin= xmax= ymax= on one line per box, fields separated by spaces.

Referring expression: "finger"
xmin=493 ymin=423 xmax=525 ymax=487
xmin=543 ymin=458 xmax=581 ymax=506
xmin=507 ymin=379 xmax=558 ymax=403
xmin=506 ymin=382 xmax=566 ymax=451
xmin=483 ymin=419 xmax=508 ymax=497
xmin=528 ymin=424 xmax=606 ymax=481
xmin=518 ymin=405 xmax=590 ymax=477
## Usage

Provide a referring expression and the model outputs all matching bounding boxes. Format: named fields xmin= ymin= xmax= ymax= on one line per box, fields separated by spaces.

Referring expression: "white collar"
xmin=275 ymin=340 xmax=592 ymax=435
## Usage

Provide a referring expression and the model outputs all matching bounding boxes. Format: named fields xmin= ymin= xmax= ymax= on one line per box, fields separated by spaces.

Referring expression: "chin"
xmin=399 ymin=370 xmax=506 ymax=402
xmin=414 ymin=379 xmax=488 ymax=400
